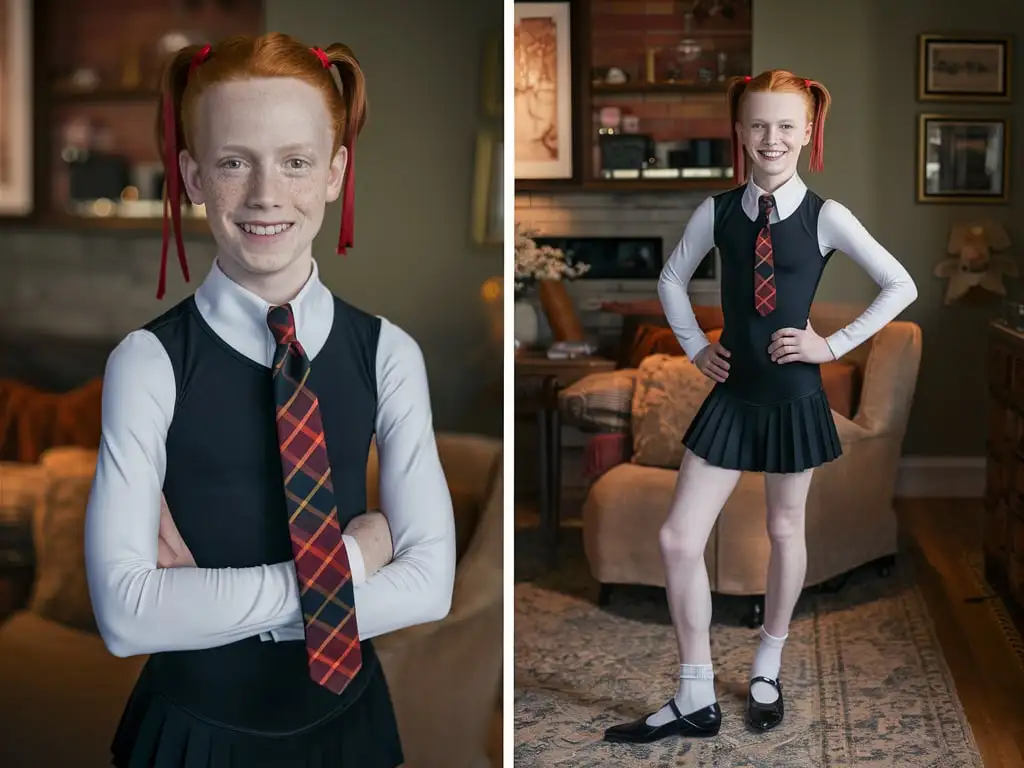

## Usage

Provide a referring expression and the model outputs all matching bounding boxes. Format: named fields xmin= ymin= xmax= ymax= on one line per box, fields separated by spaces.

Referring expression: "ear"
xmin=802 ymin=120 xmax=813 ymax=147
xmin=179 ymin=149 xmax=204 ymax=206
xmin=325 ymin=145 xmax=348 ymax=203
xmin=734 ymin=121 xmax=745 ymax=146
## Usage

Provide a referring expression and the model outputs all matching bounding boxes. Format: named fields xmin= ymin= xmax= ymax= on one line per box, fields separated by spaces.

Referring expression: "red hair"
xmin=726 ymin=69 xmax=831 ymax=184
xmin=154 ymin=33 xmax=368 ymax=299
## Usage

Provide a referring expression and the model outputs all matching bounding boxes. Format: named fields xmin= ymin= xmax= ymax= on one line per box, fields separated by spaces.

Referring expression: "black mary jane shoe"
xmin=746 ymin=675 xmax=784 ymax=731
xmin=604 ymin=699 xmax=722 ymax=744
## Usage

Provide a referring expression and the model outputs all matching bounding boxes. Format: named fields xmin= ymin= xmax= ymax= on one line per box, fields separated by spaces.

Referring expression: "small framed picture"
xmin=917 ymin=114 xmax=1009 ymax=204
xmin=918 ymin=34 xmax=1011 ymax=101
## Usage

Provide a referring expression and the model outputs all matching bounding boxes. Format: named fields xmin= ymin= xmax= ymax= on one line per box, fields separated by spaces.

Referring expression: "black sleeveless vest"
xmin=140 ymin=294 xmax=381 ymax=735
xmin=711 ymin=184 xmax=836 ymax=403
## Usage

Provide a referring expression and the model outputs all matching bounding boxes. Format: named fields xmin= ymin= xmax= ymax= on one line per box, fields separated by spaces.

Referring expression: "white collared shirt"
xmin=657 ymin=173 xmax=918 ymax=361
xmin=84 ymin=259 xmax=456 ymax=656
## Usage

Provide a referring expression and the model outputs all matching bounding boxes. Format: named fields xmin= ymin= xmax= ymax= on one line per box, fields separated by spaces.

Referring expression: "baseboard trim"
xmin=896 ymin=456 xmax=985 ymax=498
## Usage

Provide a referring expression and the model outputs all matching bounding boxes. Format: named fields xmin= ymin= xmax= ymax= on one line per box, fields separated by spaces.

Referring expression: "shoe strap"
xmin=668 ymin=698 xmax=683 ymax=720
xmin=749 ymin=675 xmax=782 ymax=692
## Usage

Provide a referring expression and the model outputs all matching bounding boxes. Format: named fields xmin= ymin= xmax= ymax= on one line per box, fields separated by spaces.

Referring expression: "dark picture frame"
xmin=918 ymin=34 xmax=1011 ymax=102
xmin=917 ymin=113 xmax=1009 ymax=204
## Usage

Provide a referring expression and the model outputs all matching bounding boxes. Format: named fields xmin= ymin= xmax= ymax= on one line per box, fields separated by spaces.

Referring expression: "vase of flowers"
xmin=515 ymin=222 xmax=589 ymax=344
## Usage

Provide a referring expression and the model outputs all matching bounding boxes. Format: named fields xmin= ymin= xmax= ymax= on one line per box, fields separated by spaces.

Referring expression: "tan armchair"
xmin=370 ymin=433 xmax=504 ymax=768
xmin=0 ymin=432 xmax=502 ymax=768
xmin=576 ymin=307 xmax=922 ymax=617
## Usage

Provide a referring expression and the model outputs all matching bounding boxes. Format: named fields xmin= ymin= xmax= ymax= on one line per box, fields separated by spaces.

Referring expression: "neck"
xmin=216 ymin=251 xmax=314 ymax=306
xmin=750 ymin=167 xmax=796 ymax=195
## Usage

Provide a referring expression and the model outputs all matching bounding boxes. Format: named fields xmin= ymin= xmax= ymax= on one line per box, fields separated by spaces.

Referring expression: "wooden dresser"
xmin=985 ymin=321 xmax=1024 ymax=630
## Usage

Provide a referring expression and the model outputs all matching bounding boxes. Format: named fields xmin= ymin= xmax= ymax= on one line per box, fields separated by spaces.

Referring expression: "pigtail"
xmin=154 ymin=45 xmax=208 ymax=299
xmin=726 ymin=75 xmax=751 ymax=184
xmin=323 ymin=43 xmax=368 ymax=255
xmin=803 ymin=78 xmax=831 ymax=173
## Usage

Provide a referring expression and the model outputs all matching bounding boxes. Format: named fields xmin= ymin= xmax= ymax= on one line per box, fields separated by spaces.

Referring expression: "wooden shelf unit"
xmin=517 ymin=0 xmax=752 ymax=194
xmin=9 ymin=0 xmax=263 ymax=233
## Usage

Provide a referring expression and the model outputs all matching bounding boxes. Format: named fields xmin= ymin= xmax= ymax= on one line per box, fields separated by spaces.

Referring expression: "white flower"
xmin=514 ymin=222 xmax=589 ymax=289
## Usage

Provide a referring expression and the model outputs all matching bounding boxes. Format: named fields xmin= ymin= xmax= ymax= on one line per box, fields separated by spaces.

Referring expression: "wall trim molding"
xmin=896 ymin=456 xmax=985 ymax=498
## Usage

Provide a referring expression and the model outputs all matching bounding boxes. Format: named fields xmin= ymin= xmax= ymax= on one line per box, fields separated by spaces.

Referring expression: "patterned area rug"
xmin=514 ymin=529 xmax=983 ymax=768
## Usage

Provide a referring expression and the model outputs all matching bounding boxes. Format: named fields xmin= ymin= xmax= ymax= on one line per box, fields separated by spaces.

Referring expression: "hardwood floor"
xmin=897 ymin=498 xmax=1024 ymax=768
xmin=512 ymin=496 xmax=1024 ymax=767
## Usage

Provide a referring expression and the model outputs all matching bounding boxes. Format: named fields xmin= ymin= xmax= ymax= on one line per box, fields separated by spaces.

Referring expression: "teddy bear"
xmin=934 ymin=219 xmax=1017 ymax=304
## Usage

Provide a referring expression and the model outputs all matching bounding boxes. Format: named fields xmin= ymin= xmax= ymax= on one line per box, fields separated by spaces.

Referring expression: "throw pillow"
xmin=28 ymin=453 xmax=98 ymax=633
xmin=558 ymin=369 xmax=638 ymax=432
xmin=625 ymin=325 xmax=684 ymax=369
xmin=631 ymin=354 xmax=715 ymax=469
xmin=0 ymin=463 xmax=47 ymax=568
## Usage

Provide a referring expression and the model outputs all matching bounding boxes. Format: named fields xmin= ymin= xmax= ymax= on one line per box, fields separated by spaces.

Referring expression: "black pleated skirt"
xmin=682 ymin=383 xmax=842 ymax=473
xmin=111 ymin=659 xmax=404 ymax=768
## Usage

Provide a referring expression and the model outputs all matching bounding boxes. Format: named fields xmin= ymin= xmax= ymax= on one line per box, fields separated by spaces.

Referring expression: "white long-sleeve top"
xmin=84 ymin=259 xmax=456 ymax=658
xmin=657 ymin=173 xmax=918 ymax=362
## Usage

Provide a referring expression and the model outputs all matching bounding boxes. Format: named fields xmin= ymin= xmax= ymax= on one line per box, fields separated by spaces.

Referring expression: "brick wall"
xmin=588 ymin=0 xmax=752 ymax=144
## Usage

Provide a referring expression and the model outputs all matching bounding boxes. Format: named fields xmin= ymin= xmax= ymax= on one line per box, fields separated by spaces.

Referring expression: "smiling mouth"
xmin=757 ymin=149 xmax=786 ymax=161
xmin=237 ymin=222 xmax=294 ymax=236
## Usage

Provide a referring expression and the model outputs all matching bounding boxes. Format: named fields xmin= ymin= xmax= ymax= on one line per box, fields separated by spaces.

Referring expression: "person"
xmin=83 ymin=33 xmax=456 ymax=768
xmin=603 ymin=69 xmax=918 ymax=743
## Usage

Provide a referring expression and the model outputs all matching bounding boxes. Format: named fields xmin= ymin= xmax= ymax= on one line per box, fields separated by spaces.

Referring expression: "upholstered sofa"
xmin=0 ymin=432 xmax=502 ymax=768
xmin=560 ymin=304 xmax=922 ymax=619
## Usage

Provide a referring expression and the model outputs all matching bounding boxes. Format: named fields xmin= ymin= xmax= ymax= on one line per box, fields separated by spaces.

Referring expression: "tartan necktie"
xmin=267 ymin=303 xmax=361 ymax=695
xmin=754 ymin=194 xmax=777 ymax=316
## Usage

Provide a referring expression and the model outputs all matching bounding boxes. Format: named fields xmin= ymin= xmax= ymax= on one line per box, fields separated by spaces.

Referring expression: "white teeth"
xmin=239 ymin=223 xmax=292 ymax=236
xmin=759 ymin=150 xmax=784 ymax=159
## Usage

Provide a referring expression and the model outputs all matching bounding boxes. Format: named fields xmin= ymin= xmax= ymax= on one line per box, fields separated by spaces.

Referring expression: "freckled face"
xmin=735 ymin=91 xmax=812 ymax=183
xmin=179 ymin=77 xmax=346 ymax=282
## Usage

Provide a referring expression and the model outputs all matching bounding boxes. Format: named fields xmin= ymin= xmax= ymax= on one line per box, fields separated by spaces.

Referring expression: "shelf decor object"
xmin=0 ymin=0 xmax=34 ymax=215
xmin=514 ymin=1 xmax=574 ymax=180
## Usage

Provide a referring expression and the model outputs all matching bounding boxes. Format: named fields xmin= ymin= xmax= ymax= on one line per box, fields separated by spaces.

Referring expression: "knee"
xmin=766 ymin=504 xmax=806 ymax=546
xmin=659 ymin=522 xmax=707 ymax=563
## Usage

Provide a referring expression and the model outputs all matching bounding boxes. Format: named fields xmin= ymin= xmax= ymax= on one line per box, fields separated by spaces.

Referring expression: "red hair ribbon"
xmin=743 ymin=75 xmax=752 ymax=82
xmin=310 ymin=46 xmax=330 ymax=68
xmin=804 ymin=78 xmax=812 ymax=87
xmin=310 ymin=46 xmax=355 ymax=255
xmin=157 ymin=43 xmax=211 ymax=299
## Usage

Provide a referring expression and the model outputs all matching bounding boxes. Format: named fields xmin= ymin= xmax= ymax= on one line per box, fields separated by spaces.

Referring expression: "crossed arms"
xmin=84 ymin=320 xmax=457 ymax=657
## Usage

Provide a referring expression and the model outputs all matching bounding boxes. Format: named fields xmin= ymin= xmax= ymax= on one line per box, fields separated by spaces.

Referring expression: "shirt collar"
xmin=742 ymin=172 xmax=807 ymax=222
xmin=193 ymin=257 xmax=334 ymax=365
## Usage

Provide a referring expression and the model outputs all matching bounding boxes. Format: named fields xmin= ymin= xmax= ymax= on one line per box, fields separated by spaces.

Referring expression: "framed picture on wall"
xmin=918 ymin=34 xmax=1011 ymax=101
xmin=513 ymin=1 xmax=574 ymax=179
xmin=0 ymin=0 xmax=33 ymax=215
xmin=471 ymin=127 xmax=503 ymax=246
xmin=917 ymin=114 xmax=1009 ymax=204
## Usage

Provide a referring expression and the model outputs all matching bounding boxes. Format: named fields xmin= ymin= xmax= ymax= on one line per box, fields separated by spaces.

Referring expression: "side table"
xmin=514 ymin=348 xmax=616 ymax=564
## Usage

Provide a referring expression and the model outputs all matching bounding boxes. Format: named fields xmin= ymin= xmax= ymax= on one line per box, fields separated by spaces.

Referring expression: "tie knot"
xmin=759 ymin=194 xmax=775 ymax=215
xmin=267 ymin=304 xmax=297 ymax=347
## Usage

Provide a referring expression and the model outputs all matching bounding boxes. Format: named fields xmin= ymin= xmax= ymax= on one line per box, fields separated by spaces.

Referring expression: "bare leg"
xmin=749 ymin=468 xmax=814 ymax=704
xmin=645 ymin=449 xmax=741 ymax=726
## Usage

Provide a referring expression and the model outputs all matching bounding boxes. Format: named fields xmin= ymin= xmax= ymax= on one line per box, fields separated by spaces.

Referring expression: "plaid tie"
xmin=267 ymin=303 xmax=361 ymax=695
xmin=754 ymin=194 xmax=777 ymax=316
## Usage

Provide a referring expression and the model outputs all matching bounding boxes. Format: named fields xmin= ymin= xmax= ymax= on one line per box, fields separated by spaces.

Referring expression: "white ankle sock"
xmin=645 ymin=663 xmax=717 ymax=726
xmin=749 ymin=625 xmax=787 ymax=703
